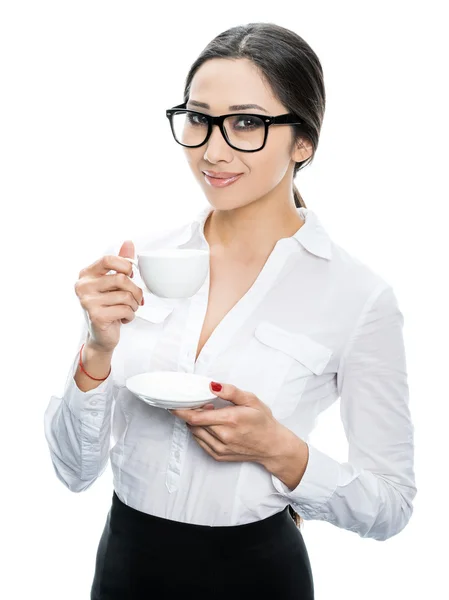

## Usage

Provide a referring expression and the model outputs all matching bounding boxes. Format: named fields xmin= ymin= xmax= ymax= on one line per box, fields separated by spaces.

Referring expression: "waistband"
xmin=111 ymin=490 xmax=293 ymax=547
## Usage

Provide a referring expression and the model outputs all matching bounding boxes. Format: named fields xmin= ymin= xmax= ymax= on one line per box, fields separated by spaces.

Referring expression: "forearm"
xmin=262 ymin=425 xmax=310 ymax=491
xmin=44 ymin=392 xmax=112 ymax=491
xmin=265 ymin=438 xmax=416 ymax=541
xmin=44 ymin=340 xmax=116 ymax=492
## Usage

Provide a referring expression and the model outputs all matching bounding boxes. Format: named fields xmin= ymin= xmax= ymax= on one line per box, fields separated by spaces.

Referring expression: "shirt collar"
xmin=176 ymin=204 xmax=333 ymax=260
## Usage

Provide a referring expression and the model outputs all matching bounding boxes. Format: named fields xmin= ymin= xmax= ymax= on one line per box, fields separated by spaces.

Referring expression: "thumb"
xmin=118 ymin=239 xmax=135 ymax=259
xmin=209 ymin=382 xmax=254 ymax=406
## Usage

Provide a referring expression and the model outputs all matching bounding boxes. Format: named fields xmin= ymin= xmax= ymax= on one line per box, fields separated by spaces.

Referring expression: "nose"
xmin=203 ymin=123 xmax=233 ymax=162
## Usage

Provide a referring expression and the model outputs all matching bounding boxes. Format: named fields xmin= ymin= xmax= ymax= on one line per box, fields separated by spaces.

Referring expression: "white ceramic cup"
xmin=124 ymin=249 xmax=210 ymax=298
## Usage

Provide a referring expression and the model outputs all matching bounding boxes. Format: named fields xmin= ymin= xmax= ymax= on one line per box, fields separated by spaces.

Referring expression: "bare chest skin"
xmin=194 ymin=251 xmax=269 ymax=363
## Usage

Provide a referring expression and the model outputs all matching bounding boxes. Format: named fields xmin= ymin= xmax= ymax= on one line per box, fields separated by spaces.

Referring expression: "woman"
xmin=44 ymin=22 xmax=416 ymax=599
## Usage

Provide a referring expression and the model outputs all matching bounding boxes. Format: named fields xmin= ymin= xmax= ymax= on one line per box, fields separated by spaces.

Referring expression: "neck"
xmin=204 ymin=197 xmax=305 ymax=259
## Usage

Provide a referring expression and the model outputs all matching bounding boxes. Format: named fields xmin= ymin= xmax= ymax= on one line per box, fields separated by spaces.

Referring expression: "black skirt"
xmin=91 ymin=489 xmax=314 ymax=599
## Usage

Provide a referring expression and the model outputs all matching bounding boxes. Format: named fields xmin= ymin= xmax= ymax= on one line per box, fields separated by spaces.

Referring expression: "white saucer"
xmin=125 ymin=371 xmax=218 ymax=410
xmin=136 ymin=394 xmax=210 ymax=410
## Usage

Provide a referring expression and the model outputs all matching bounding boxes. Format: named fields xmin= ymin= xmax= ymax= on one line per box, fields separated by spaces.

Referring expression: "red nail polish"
xmin=141 ymin=296 xmax=145 ymax=305
xmin=211 ymin=381 xmax=222 ymax=392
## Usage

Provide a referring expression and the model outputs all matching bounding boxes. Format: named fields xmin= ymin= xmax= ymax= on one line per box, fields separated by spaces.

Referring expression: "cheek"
xmin=248 ymin=148 xmax=290 ymax=192
xmin=184 ymin=147 xmax=200 ymax=168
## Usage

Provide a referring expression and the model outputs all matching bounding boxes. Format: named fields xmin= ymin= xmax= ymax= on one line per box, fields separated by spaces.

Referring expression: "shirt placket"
xmin=165 ymin=237 xmax=301 ymax=494
xmin=165 ymin=263 xmax=211 ymax=493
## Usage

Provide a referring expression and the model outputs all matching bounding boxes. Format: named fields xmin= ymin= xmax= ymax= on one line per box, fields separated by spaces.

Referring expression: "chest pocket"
xmin=228 ymin=321 xmax=333 ymax=420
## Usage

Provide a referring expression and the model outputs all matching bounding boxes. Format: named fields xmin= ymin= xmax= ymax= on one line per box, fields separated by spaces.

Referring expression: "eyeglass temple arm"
xmin=271 ymin=115 xmax=302 ymax=125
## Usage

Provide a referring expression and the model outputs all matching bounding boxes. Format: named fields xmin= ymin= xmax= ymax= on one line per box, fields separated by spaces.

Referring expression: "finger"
xmin=170 ymin=403 xmax=214 ymax=416
xmin=192 ymin=434 xmax=240 ymax=462
xmin=94 ymin=289 xmax=140 ymax=312
xmin=195 ymin=423 xmax=227 ymax=442
xmin=97 ymin=273 xmax=144 ymax=306
xmin=81 ymin=254 xmax=135 ymax=280
xmin=189 ymin=427 xmax=228 ymax=456
xmin=169 ymin=408 xmax=193 ymax=418
xmin=170 ymin=406 xmax=236 ymax=426
xmin=209 ymin=382 xmax=254 ymax=407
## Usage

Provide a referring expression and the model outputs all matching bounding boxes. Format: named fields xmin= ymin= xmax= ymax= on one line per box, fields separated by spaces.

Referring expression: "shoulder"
xmin=328 ymin=239 xmax=394 ymax=301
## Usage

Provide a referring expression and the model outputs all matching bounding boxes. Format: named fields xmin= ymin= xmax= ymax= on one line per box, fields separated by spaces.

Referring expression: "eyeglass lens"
xmin=171 ymin=111 xmax=266 ymax=151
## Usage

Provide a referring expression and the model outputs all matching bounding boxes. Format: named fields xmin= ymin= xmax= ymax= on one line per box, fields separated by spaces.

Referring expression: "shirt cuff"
xmin=271 ymin=443 xmax=340 ymax=517
xmin=63 ymin=349 xmax=114 ymax=421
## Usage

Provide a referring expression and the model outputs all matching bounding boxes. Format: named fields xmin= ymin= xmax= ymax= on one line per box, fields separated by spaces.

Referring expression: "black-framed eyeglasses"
xmin=165 ymin=102 xmax=303 ymax=153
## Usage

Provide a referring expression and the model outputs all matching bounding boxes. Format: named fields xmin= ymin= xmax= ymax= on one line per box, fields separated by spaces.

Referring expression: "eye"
xmin=186 ymin=112 xmax=208 ymax=126
xmin=233 ymin=116 xmax=264 ymax=130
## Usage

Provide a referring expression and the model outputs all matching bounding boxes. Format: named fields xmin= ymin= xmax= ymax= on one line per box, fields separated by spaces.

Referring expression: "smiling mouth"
xmin=203 ymin=172 xmax=244 ymax=187
xmin=202 ymin=172 xmax=243 ymax=179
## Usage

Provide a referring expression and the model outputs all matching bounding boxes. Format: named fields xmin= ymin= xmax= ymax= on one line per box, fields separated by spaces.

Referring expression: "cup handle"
xmin=106 ymin=256 xmax=139 ymax=279
xmin=123 ymin=257 xmax=138 ymax=268
xmin=123 ymin=257 xmax=138 ymax=277
xmin=122 ymin=257 xmax=152 ymax=293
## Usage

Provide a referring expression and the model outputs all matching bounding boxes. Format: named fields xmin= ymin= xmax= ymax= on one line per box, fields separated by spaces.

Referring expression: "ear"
xmin=291 ymin=136 xmax=313 ymax=163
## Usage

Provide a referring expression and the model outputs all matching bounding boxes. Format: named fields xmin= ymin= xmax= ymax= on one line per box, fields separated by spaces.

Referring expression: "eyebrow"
xmin=187 ymin=100 xmax=269 ymax=113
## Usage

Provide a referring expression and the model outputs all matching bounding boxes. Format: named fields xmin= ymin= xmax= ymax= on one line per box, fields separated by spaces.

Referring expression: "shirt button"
xmin=90 ymin=400 xmax=97 ymax=406
xmin=91 ymin=411 xmax=98 ymax=417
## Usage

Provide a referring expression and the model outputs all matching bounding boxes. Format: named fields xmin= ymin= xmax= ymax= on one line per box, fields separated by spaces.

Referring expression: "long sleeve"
xmin=43 ymin=238 xmax=122 ymax=492
xmin=271 ymin=283 xmax=417 ymax=541
xmin=43 ymin=310 xmax=117 ymax=492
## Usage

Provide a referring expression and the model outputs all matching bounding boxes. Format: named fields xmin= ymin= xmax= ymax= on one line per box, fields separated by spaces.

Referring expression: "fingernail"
xmin=141 ymin=296 xmax=144 ymax=305
xmin=211 ymin=381 xmax=222 ymax=392
xmin=130 ymin=271 xmax=134 ymax=278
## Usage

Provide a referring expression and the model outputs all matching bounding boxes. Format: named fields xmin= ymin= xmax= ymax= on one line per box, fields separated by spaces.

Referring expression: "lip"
xmin=202 ymin=170 xmax=243 ymax=179
xmin=203 ymin=172 xmax=243 ymax=188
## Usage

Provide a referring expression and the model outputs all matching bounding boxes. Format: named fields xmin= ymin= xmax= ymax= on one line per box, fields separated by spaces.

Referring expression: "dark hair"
xmin=182 ymin=22 xmax=326 ymax=216
xmin=183 ymin=23 xmax=326 ymax=528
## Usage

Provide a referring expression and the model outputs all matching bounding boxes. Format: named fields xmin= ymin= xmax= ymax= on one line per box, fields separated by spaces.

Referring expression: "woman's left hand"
xmin=169 ymin=381 xmax=284 ymax=466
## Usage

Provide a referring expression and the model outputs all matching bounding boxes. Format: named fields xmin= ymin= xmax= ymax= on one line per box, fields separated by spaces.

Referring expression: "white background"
xmin=1 ymin=1 xmax=447 ymax=598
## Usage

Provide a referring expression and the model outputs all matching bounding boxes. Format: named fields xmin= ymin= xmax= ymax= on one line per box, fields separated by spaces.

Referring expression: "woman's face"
xmin=183 ymin=58 xmax=311 ymax=212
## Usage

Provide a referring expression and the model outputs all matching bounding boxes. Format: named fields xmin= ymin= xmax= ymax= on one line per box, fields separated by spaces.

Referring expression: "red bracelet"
xmin=79 ymin=343 xmax=111 ymax=381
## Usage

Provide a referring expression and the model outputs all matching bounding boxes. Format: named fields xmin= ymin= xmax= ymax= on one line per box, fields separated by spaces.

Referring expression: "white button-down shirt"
xmin=44 ymin=205 xmax=416 ymax=540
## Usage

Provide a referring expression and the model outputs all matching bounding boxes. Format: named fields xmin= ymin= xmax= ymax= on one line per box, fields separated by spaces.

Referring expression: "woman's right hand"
xmin=74 ymin=240 xmax=144 ymax=354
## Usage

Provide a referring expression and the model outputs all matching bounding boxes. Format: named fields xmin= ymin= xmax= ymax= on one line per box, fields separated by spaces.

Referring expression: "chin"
xmin=207 ymin=198 xmax=254 ymax=212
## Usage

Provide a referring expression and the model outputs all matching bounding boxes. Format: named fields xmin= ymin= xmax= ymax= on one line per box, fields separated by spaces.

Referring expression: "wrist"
xmin=263 ymin=425 xmax=309 ymax=491
xmin=74 ymin=342 xmax=113 ymax=392
xmin=85 ymin=339 xmax=114 ymax=357
xmin=81 ymin=342 xmax=113 ymax=377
